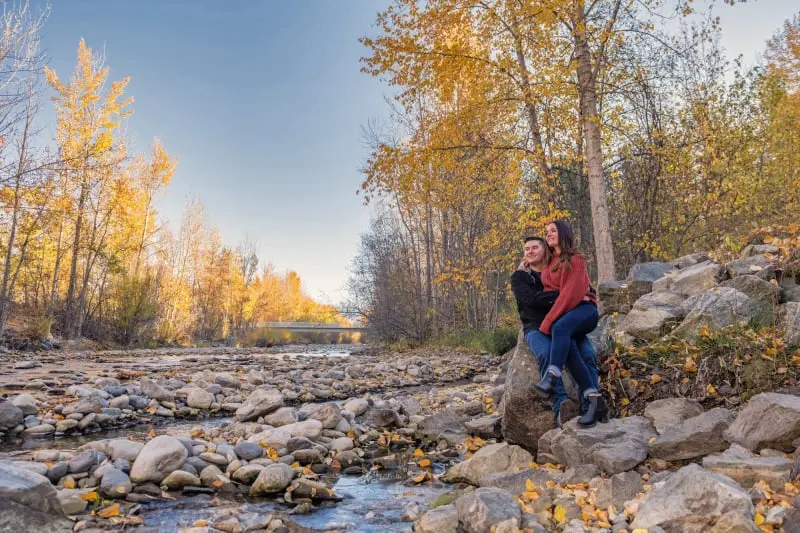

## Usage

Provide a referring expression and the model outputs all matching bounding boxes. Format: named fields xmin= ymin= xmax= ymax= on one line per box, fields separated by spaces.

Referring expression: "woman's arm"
xmin=539 ymin=255 xmax=591 ymax=334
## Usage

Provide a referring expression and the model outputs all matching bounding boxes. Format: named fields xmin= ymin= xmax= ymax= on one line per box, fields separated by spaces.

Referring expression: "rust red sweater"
xmin=539 ymin=252 xmax=598 ymax=334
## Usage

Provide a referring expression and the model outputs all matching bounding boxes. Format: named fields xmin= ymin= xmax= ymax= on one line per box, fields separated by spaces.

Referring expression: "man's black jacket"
xmin=509 ymin=269 xmax=559 ymax=334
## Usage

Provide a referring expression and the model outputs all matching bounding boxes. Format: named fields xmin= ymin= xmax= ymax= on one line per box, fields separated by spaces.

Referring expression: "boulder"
xmin=186 ymin=388 xmax=215 ymax=410
xmin=501 ymin=330 xmax=578 ymax=452
xmin=302 ymin=403 xmax=341 ymax=429
xmin=160 ymin=470 xmax=201 ymax=490
xmin=644 ymin=397 xmax=705 ymax=434
xmin=454 ymin=488 xmax=521 ymax=533
xmin=0 ymin=461 xmax=72 ymax=533
xmin=671 ymin=252 xmax=712 ymax=270
xmin=598 ymin=279 xmax=652 ymax=315
xmin=416 ymin=409 xmax=468 ymax=442
xmin=234 ymin=388 xmax=284 ymax=422
xmin=592 ymin=471 xmax=643 ymax=510
xmin=549 ymin=416 xmax=656 ymax=475
xmin=648 ymin=408 xmax=733 ymax=461
xmin=249 ymin=463 xmax=294 ymax=495
xmin=11 ymin=394 xmax=39 ymax=417
xmin=280 ymin=419 xmax=323 ymax=440
xmin=672 ymin=287 xmax=766 ymax=339
xmin=130 ymin=435 xmax=188 ymax=483
xmin=669 ymin=260 xmax=725 ymax=296
xmin=108 ymin=439 xmax=144 ymax=462
xmin=234 ymin=442 xmax=263 ymax=461
xmin=247 ymin=427 xmax=292 ymax=449
xmin=740 ymin=244 xmax=779 ymax=258
xmin=630 ymin=464 xmax=754 ymax=530
xmin=479 ymin=468 xmax=558 ymax=496
xmin=0 ymin=401 xmax=24 ymax=431
xmin=342 ymin=398 xmax=369 ymax=416
xmin=358 ymin=406 xmax=402 ymax=428
xmin=464 ymin=414 xmax=502 ymax=439
xmin=783 ymin=302 xmax=800 ymax=346
xmin=263 ymin=407 xmax=298 ymax=427
xmin=99 ymin=468 xmax=132 ymax=499
xmin=140 ymin=377 xmax=174 ymax=402
xmin=231 ymin=464 xmax=264 ymax=484
xmin=724 ymin=393 xmax=800 ymax=452
xmin=721 ymin=275 xmax=780 ymax=309
xmin=702 ymin=444 xmax=793 ymax=490
xmin=619 ymin=291 xmax=687 ymax=340
xmin=415 ymin=503 xmax=459 ymax=533
xmin=627 ymin=261 xmax=675 ymax=283
xmin=726 ymin=255 xmax=774 ymax=280
xmin=441 ymin=443 xmax=533 ymax=486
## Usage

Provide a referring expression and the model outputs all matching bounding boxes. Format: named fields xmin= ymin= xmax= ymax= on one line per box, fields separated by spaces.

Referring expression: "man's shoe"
xmin=533 ymin=371 xmax=559 ymax=398
xmin=578 ymin=394 xmax=609 ymax=427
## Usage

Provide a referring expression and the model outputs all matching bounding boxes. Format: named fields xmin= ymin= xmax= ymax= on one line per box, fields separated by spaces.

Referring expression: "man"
xmin=509 ymin=236 xmax=600 ymax=427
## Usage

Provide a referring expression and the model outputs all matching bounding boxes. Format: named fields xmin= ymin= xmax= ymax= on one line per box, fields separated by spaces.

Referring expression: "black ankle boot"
xmin=533 ymin=371 xmax=559 ymax=398
xmin=578 ymin=394 xmax=609 ymax=427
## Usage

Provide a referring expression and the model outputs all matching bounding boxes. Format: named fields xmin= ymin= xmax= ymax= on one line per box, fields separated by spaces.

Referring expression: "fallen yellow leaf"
xmin=413 ymin=448 xmax=424 ymax=458
xmin=650 ymin=374 xmax=662 ymax=384
xmin=418 ymin=458 xmax=431 ymax=468
xmin=553 ymin=504 xmax=567 ymax=522
xmin=98 ymin=503 xmax=121 ymax=518
xmin=525 ymin=479 xmax=536 ymax=492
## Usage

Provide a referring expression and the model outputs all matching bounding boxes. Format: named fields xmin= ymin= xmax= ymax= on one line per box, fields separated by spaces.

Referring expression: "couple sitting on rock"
xmin=510 ymin=220 xmax=608 ymax=428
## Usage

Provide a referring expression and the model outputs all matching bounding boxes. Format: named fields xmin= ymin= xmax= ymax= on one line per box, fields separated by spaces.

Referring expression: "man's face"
xmin=523 ymin=240 xmax=545 ymax=265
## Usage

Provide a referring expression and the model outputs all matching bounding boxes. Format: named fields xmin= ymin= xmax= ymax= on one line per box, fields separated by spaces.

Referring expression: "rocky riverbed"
xmin=2 ymin=343 xmax=800 ymax=532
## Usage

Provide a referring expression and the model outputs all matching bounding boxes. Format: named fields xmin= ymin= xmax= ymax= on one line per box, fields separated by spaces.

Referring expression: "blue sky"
xmin=38 ymin=1 xmax=798 ymax=303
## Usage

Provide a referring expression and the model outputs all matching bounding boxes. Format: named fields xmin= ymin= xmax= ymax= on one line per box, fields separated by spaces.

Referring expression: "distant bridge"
xmin=256 ymin=322 xmax=368 ymax=333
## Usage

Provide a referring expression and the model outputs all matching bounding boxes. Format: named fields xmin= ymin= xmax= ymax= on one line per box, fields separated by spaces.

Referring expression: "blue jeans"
xmin=546 ymin=302 xmax=599 ymax=391
xmin=526 ymin=330 xmax=599 ymax=415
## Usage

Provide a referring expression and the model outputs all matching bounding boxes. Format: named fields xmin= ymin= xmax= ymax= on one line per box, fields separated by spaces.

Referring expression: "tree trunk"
xmin=64 ymin=179 xmax=88 ymax=338
xmin=573 ymin=2 xmax=616 ymax=283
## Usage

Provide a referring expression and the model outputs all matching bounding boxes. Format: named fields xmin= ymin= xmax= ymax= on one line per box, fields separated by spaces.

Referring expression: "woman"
xmin=509 ymin=235 xmax=599 ymax=427
xmin=533 ymin=220 xmax=608 ymax=426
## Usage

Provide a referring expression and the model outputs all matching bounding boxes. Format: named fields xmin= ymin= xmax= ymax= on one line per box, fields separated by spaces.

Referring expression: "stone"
xmin=234 ymin=441 xmax=263 ymax=461
xmin=232 ymin=464 xmax=264 ymax=484
xmin=303 ymin=403 xmax=341 ymax=429
xmin=464 ymin=414 xmax=503 ymax=439
xmin=724 ymin=392 xmax=800 ymax=452
xmin=11 ymin=394 xmax=39 ymax=416
xmin=0 ymin=400 xmax=24 ymax=431
xmin=741 ymin=244 xmax=780 ymax=258
xmin=57 ymin=489 xmax=88 ymax=515
xmin=280 ymin=419 xmax=323 ymax=440
xmin=328 ymin=437 xmax=354 ymax=452
xmin=263 ymin=407 xmax=298 ymax=427
xmin=108 ymin=439 xmax=144 ymax=462
xmin=672 ymin=287 xmax=766 ymax=339
xmin=130 ymin=435 xmax=188 ymax=483
xmin=161 ymin=470 xmax=201 ymax=490
xmin=702 ymin=444 xmax=793 ymax=490
xmin=247 ymin=427 xmax=292 ymax=449
xmin=139 ymin=377 xmax=174 ymax=401
xmin=359 ymin=406 xmax=402 ymax=428
xmin=442 ymin=443 xmax=533 ymax=485
xmin=186 ymin=388 xmax=215 ymax=409
xmin=644 ymin=398 xmax=705 ymax=434
xmin=598 ymin=279 xmax=653 ymax=315
xmin=0 ymin=462 xmax=72 ymax=533
xmin=47 ymin=462 xmax=69 ymax=483
xmin=550 ymin=416 xmax=656 ymax=475
xmin=455 ymin=488 xmax=522 ymax=533
xmin=416 ymin=409 xmax=468 ymax=441
xmin=628 ymin=262 xmax=675 ymax=283
xmin=670 ymin=260 xmax=725 ymax=296
xmin=249 ymin=463 xmax=294 ymax=495
xmin=286 ymin=478 xmax=340 ymax=501
xmin=592 ymin=471 xmax=643 ymax=510
xmin=721 ymin=275 xmax=780 ymax=311
xmin=726 ymin=255 xmax=774 ymax=279
xmin=109 ymin=395 xmax=129 ymax=409
xmin=99 ymin=468 xmax=132 ymax=499
xmin=501 ymin=330 xmax=579 ymax=453
xmin=69 ymin=450 xmax=100 ymax=473
xmin=234 ymin=388 xmax=284 ymax=422
xmin=479 ymin=468 xmax=558 ymax=495
xmin=649 ymin=408 xmax=733 ymax=461
xmin=343 ymin=398 xmax=369 ymax=416
xmin=619 ymin=291 xmax=687 ymax=341
xmin=784 ymin=302 xmax=800 ymax=346
xmin=630 ymin=464 xmax=754 ymax=530
xmin=24 ymin=423 xmax=55 ymax=435
xmin=55 ymin=419 xmax=79 ymax=433
xmin=415 ymin=503 xmax=459 ymax=533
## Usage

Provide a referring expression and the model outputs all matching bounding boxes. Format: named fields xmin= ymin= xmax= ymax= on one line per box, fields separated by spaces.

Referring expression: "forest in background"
xmin=347 ymin=0 xmax=800 ymax=343
xmin=0 ymin=3 xmax=346 ymax=347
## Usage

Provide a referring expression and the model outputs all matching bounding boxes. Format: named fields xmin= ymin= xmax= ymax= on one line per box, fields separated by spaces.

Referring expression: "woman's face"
xmin=545 ymin=223 xmax=559 ymax=248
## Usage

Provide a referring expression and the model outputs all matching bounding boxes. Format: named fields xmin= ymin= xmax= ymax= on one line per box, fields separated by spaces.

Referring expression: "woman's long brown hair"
xmin=550 ymin=220 xmax=582 ymax=272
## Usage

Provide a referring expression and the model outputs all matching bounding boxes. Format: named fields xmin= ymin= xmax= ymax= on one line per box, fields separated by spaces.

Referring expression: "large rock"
xmin=441 ymin=443 xmax=533 ymax=486
xmin=630 ymin=464 xmax=754 ymax=530
xmin=592 ymin=471 xmax=643 ymax=510
xmin=669 ymin=260 xmax=725 ymax=296
xmin=627 ymin=261 xmax=674 ymax=283
xmin=0 ymin=401 xmax=24 ymax=431
xmin=263 ymin=407 xmax=298 ymax=427
xmin=234 ymin=388 xmax=284 ymax=422
xmin=247 ymin=427 xmax=292 ymax=449
xmin=186 ymin=388 xmax=215 ymax=410
xmin=479 ymin=467 xmax=559 ymax=495
xmin=0 ymin=461 xmax=72 ymax=533
xmin=702 ymin=444 xmax=793 ymax=490
xmin=11 ymin=394 xmax=39 ymax=417
xmin=140 ymin=377 xmax=174 ymax=402
xmin=644 ymin=397 xmax=705 ymax=434
xmin=721 ymin=275 xmax=780 ymax=307
xmin=783 ymin=302 xmax=800 ymax=346
xmin=620 ymin=291 xmax=687 ymax=340
xmin=108 ymin=439 xmax=144 ymax=462
xmin=130 ymin=435 xmax=188 ymax=483
xmin=454 ymin=488 xmax=521 ymax=533
xmin=99 ymin=468 xmax=132 ymax=499
xmin=549 ymin=416 xmax=656 ymax=475
xmin=249 ymin=463 xmax=294 ymax=495
xmin=302 ymin=403 xmax=341 ymax=429
xmin=501 ymin=330 xmax=578 ymax=452
xmin=726 ymin=255 xmax=774 ymax=279
xmin=724 ymin=393 xmax=800 ymax=452
xmin=280 ymin=419 xmax=323 ymax=440
xmin=416 ymin=409 xmax=468 ymax=442
xmin=649 ymin=408 xmax=733 ymax=461
xmin=415 ymin=503 xmax=459 ymax=533
xmin=672 ymin=287 xmax=766 ymax=339
xmin=598 ymin=279 xmax=652 ymax=315
xmin=740 ymin=244 xmax=779 ymax=258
